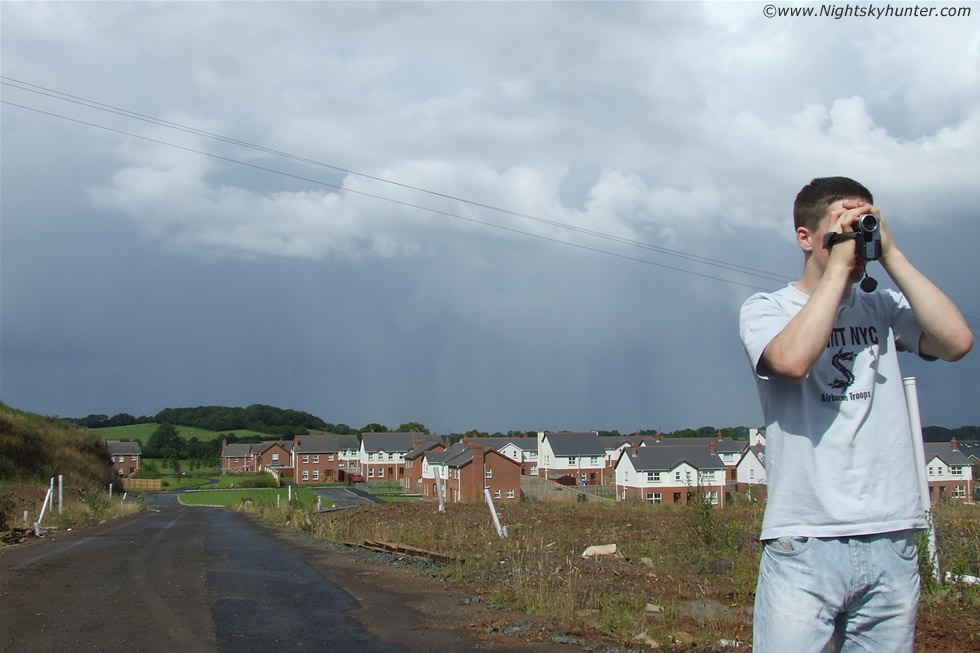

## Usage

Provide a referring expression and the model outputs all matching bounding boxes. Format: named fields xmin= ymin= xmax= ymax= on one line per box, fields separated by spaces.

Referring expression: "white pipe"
xmin=484 ymin=487 xmax=506 ymax=538
xmin=58 ymin=475 xmax=64 ymax=514
xmin=36 ymin=488 xmax=53 ymax=526
xmin=904 ymin=377 xmax=940 ymax=585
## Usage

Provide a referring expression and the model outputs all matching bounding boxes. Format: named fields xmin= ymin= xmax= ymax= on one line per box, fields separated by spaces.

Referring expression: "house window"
xmin=313 ymin=470 xmax=319 ymax=481
xmin=131 ymin=455 xmax=137 ymax=461
xmin=506 ymin=489 xmax=515 ymax=499
xmin=378 ymin=468 xmax=385 ymax=478
xmin=568 ymin=457 xmax=577 ymax=466
xmin=675 ymin=471 xmax=681 ymax=482
xmin=234 ymin=457 xmax=240 ymax=463
xmin=313 ymin=455 xmax=319 ymax=464
xmin=646 ymin=492 xmax=662 ymax=504
xmin=704 ymin=491 xmax=719 ymax=505
xmin=303 ymin=455 xmax=309 ymax=463
xmin=485 ymin=468 xmax=493 ymax=479
xmin=647 ymin=472 xmax=660 ymax=483
xmin=388 ymin=453 xmax=394 ymax=461
xmin=272 ymin=453 xmax=279 ymax=462
xmin=928 ymin=467 xmax=934 ymax=475
xmin=530 ymin=465 xmax=538 ymax=475
xmin=750 ymin=468 xmax=755 ymax=480
xmin=953 ymin=486 xmax=966 ymax=499
xmin=952 ymin=466 xmax=963 ymax=476
xmin=368 ymin=468 xmax=374 ymax=478
xmin=494 ymin=489 xmax=501 ymax=499
xmin=590 ymin=457 xmax=599 ymax=466
xmin=329 ymin=454 xmax=334 ymax=461
xmin=302 ymin=470 xmax=309 ymax=480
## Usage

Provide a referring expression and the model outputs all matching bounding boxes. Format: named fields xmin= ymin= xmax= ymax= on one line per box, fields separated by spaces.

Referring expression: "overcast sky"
xmin=2 ymin=2 xmax=978 ymax=435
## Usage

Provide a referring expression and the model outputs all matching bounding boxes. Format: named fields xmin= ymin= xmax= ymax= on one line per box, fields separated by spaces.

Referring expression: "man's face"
xmin=806 ymin=198 xmax=866 ymax=283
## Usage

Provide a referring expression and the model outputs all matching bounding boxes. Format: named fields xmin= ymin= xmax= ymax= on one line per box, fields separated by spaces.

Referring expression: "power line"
xmin=2 ymin=99 xmax=778 ymax=292
xmin=1 ymin=76 xmax=794 ymax=285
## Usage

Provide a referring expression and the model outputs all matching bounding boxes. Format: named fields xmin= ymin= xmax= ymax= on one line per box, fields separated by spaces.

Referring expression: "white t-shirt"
xmin=739 ymin=283 xmax=929 ymax=540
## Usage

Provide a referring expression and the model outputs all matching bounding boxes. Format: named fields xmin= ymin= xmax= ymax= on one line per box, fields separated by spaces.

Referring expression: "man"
xmin=738 ymin=176 xmax=973 ymax=652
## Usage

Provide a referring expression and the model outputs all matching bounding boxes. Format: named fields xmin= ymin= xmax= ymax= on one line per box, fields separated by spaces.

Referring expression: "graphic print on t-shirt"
xmin=822 ymin=324 xmax=879 ymax=402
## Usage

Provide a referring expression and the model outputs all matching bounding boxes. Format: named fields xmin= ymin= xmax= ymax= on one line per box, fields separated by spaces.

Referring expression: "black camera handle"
xmin=822 ymin=232 xmax=878 ymax=293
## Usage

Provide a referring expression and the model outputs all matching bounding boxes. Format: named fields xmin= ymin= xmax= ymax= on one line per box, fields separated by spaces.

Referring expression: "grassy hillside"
xmin=0 ymin=402 xmax=117 ymax=487
xmin=0 ymin=402 xmax=132 ymax=530
xmin=90 ymin=424 xmax=279 ymax=443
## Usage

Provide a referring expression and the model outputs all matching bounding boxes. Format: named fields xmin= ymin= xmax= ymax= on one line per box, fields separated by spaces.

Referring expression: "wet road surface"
xmin=0 ymin=494 xmax=571 ymax=653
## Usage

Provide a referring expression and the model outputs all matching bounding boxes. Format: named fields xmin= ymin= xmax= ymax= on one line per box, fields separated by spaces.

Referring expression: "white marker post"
xmin=58 ymin=475 xmax=64 ymax=514
xmin=433 ymin=468 xmax=446 ymax=513
xmin=903 ymin=377 xmax=940 ymax=585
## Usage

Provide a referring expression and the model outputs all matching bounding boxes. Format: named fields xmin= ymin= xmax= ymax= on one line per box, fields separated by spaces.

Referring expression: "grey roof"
xmin=953 ymin=440 xmax=980 ymax=461
xmin=543 ymin=432 xmax=605 ymax=457
xmin=406 ymin=441 xmax=447 ymax=460
xmin=924 ymin=442 xmax=972 ymax=466
xmin=254 ymin=441 xmax=292 ymax=454
xmin=106 ymin=440 xmax=142 ymax=455
xmin=741 ymin=445 xmax=765 ymax=466
xmin=598 ymin=435 xmax=648 ymax=450
xmin=423 ymin=440 xmax=517 ymax=468
xmin=642 ymin=437 xmax=748 ymax=455
xmin=362 ymin=432 xmax=440 ymax=454
xmin=222 ymin=443 xmax=254 ymax=458
xmin=620 ymin=444 xmax=725 ymax=472
xmin=294 ymin=434 xmax=360 ymax=453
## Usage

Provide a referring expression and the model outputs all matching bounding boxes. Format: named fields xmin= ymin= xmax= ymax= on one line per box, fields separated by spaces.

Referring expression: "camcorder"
xmin=855 ymin=213 xmax=882 ymax=261
xmin=823 ymin=213 xmax=882 ymax=292
xmin=823 ymin=213 xmax=881 ymax=261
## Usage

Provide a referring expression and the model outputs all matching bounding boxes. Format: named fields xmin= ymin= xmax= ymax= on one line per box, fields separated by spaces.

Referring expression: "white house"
xmin=537 ymin=431 xmax=608 ymax=485
xmin=615 ymin=443 xmax=727 ymax=506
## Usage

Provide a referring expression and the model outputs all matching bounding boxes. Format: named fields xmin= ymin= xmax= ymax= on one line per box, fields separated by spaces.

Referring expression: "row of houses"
xmin=215 ymin=430 xmax=977 ymax=508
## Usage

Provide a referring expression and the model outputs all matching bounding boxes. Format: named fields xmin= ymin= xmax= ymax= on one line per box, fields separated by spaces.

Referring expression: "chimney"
xmin=522 ymin=432 xmax=527 ymax=438
xmin=444 ymin=436 xmax=450 ymax=447
xmin=472 ymin=441 xmax=485 ymax=483
xmin=655 ymin=432 xmax=662 ymax=442
xmin=717 ymin=430 xmax=723 ymax=441
xmin=709 ymin=440 xmax=716 ymax=454
xmin=414 ymin=438 xmax=423 ymax=449
xmin=629 ymin=443 xmax=638 ymax=456
xmin=462 ymin=434 xmax=469 ymax=446
xmin=951 ymin=437 xmax=958 ymax=450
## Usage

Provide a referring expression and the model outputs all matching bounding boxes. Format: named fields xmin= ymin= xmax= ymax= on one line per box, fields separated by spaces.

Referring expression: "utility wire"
xmin=1 ymin=76 xmax=794 ymax=284
xmin=2 ymin=99 xmax=778 ymax=292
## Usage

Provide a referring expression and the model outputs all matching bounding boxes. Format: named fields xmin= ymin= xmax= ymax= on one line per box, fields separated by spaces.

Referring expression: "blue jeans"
xmin=753 ymin=531 xmax=920 ymax=653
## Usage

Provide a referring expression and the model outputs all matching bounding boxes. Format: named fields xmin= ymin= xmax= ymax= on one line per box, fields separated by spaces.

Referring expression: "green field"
xmin=91 ymin=424 xmax=278 ymax=443
xmin=178 ymin=488 xmax=327 ymax=508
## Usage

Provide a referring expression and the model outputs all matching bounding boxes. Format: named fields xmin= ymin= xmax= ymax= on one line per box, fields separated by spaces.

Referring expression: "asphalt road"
xmin=0 ymin=494 xmax=564 ymax=653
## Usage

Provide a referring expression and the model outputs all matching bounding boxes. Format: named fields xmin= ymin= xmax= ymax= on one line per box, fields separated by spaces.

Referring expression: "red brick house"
xmin=221 ymin=441 xmax=257 ymax=473
xmin=403 ymin=438 xmax=448 ymax=493
xmin=106 ymin=440 xmax=141 ymax=476
xmin=424 ymin=438 xmax=522 ymax=504
xmin=293 ymin=434 xmax=361 ymax=484
xmin=253 ymin=441 xmax=292 ymax=472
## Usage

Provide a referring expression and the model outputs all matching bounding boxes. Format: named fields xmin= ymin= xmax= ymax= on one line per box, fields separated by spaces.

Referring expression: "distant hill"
xmin=71 ymin=404 xmax=329 ymax=437
xmin=922 ymin=425 xmax=980 ymax=442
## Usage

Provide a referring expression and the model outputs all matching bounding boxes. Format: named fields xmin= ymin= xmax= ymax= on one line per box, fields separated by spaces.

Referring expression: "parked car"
xmin=348 ymin=474 xmax=364 ymax=485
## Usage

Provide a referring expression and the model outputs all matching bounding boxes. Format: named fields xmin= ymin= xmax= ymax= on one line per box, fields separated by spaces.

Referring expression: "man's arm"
xmin=760 ymin=262 xmax=852 ymax=383
xmin=882 ymin=248 xmax=973 ymax=361
xmin=847 ymin=199 xmax=974 ymax=362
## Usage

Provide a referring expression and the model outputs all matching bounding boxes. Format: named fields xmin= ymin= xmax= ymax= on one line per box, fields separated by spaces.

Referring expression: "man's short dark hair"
xmin=794 ymin=177 xmax=873 ymax=232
